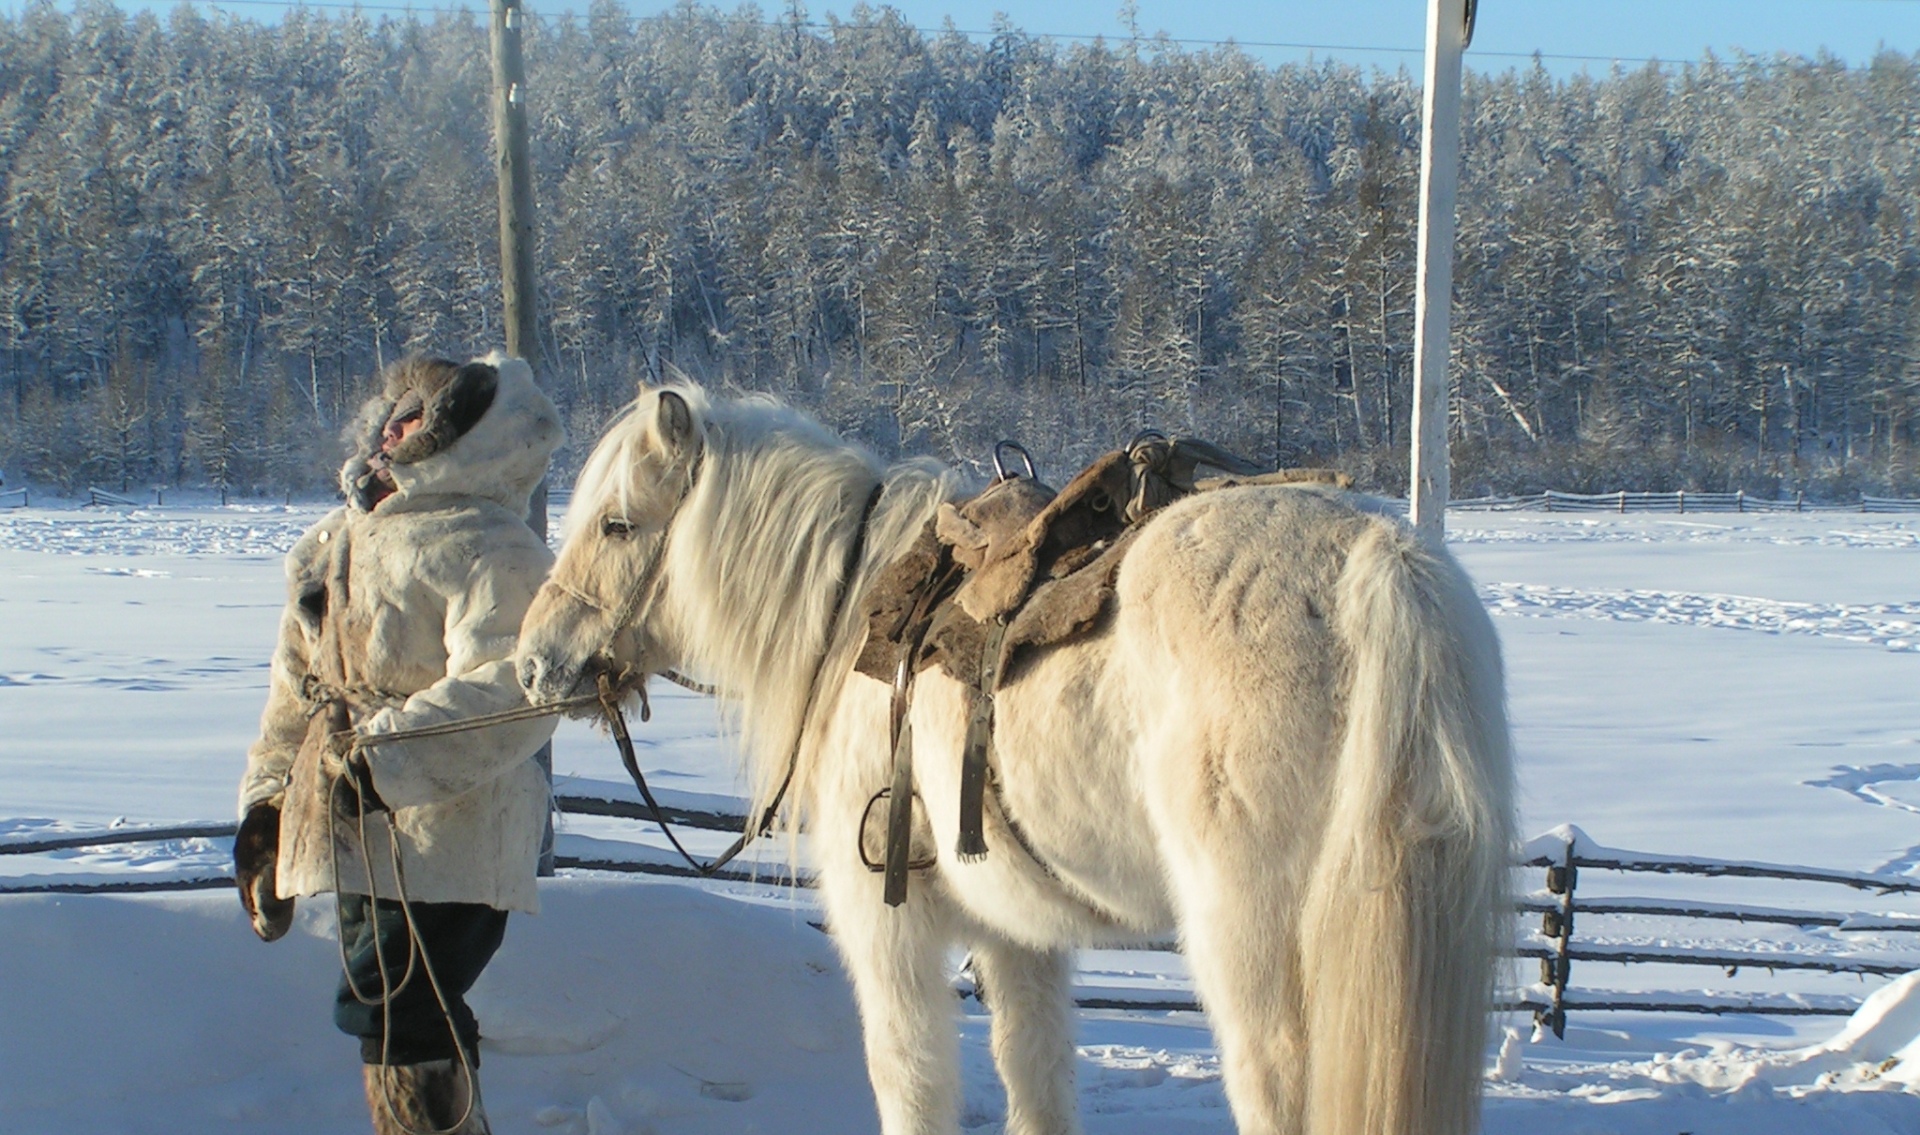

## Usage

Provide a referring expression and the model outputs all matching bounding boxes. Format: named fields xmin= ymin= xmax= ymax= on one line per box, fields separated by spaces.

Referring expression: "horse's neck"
xmin=678 ymin=441 xmax=882 ymax=707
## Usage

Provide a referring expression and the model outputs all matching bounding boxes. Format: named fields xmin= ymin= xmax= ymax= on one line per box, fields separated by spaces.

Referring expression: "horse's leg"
xmin=1157 ymin=831 xmax=1307 ymax=1135
xmin=1129 ymin=679 xmax=1324 ymax=1135
xmin=968 ymin=933 xmax=1081 ymax=1135
xmin=816 ymin=836 xmax=963 ymax=1135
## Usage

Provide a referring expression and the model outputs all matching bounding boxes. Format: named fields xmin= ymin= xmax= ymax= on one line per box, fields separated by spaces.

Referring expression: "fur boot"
xmin=363 ymin=1059 xmax=490 ymax=1135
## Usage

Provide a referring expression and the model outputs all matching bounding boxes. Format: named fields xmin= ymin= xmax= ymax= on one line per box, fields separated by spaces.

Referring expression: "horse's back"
xmin=1114 ymin=483 xmax=1401 ymax=685
xmin=1103 ymin=486 xmax=1390 ymax=842
xmin=1108 ymin=483 xmax=1493 ymax=836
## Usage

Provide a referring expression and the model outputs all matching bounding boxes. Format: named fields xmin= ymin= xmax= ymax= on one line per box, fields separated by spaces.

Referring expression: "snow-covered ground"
xmin=4 ymin=501 xmax=1920 ymax=1133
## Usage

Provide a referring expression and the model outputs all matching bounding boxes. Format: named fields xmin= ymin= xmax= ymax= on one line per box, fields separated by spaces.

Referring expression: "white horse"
xmin=515 ymin=384 xmax=1514 ymax=1135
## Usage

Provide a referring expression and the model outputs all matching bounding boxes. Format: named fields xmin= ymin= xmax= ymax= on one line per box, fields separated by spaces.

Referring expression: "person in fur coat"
xmin=234 ymin=352 xmax=563 ymax=1135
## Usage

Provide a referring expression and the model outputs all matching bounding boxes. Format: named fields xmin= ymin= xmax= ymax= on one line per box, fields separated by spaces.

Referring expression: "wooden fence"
xmin=10 ymin=804 xmax=1918 ymax=1025
xmin=83 ymin=487 xmax=140 ymax=508
xmin=1515 ymin=825 xmax=1920 ymax=1035
xmin=9 ymin=485 xmax=1918 ymax=516
xmin=0 ymin=788 xmax=761 ymax=895
xmin=1453 ymin=489 xmax=1920 ymax=514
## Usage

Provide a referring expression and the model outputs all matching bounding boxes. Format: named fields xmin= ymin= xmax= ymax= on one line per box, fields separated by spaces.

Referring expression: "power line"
xmin=19 ymin=0 xmax=1914 ymax=71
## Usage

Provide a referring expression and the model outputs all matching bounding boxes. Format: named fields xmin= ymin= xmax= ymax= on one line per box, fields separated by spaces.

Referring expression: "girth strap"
xmin=881 ymin=656 xmax=918 ymax=907
xmin=956 ymin=619 xmax=1007 ymax=861
xmin=880 ymin=552 xmax=961 ymax=907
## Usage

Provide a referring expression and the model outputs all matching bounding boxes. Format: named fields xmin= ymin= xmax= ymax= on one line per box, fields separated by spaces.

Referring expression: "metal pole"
xmin=490 ymin=0 xmax=555 ymax=874
xmin=1408 ymin=0 xmax=1472 ymax=547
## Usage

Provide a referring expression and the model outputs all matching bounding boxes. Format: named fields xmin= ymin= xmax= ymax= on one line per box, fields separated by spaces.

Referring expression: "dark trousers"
xmin=332 ymin=895 xmax=509 ymax=1066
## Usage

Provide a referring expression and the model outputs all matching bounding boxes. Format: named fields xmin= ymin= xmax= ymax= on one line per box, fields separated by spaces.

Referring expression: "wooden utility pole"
xmin=491 ymin=0 xmax=555 ymax=874
xmin=491 ymin=0 xmax=538 ymax=369
xmin=1409 ymin=0 xmax=1474 ymax=547
xmin=490 ymin=0 xmax=546 ymax=536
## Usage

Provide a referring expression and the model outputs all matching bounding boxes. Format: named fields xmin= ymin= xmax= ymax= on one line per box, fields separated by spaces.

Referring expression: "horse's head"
xmin=517 ymin=384 xmax=704 ymax=706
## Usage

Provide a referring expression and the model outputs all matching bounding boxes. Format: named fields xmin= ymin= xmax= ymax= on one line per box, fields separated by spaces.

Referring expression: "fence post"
xmin=1737 ymin=489 xmax=1744 ymax=513
xmin=1540 ymin=841 xmax=1577 ymax=1039
xmin=1797 ymin=491 xmax=1804 ymax=513
xmin=1618 ymin=490 xmax=1626 ymax=514
xmin=1678 ymin=489 xmax=1685 ymax=514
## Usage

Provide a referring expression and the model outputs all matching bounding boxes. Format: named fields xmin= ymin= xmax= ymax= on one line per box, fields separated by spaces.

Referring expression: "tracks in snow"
xmin=1481 ymin=583 xmax=1920 ymax=653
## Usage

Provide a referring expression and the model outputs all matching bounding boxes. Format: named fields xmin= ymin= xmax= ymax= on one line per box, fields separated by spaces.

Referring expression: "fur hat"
xmin=341 ymin=356 xmax=500 ymax=511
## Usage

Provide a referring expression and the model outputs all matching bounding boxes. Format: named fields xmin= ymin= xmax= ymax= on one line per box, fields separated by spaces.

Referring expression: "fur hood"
xmin=340 ymin=351 xmax=563 ymax=515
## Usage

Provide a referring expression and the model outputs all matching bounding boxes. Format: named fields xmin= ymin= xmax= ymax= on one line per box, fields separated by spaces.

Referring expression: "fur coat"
xmin=238 ymin=353 xmax=563 ymax=913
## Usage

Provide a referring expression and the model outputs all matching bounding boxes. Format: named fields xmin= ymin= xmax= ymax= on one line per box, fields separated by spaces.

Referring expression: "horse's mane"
xmin=565 ymin=397 xmax=654 ymax=543
xmin=582 ymin=388 xmax=955 ymax=827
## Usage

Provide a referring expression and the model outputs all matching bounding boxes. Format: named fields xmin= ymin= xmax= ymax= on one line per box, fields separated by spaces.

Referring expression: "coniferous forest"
xmin=0 ymin=0 xmax=1916 ymax=498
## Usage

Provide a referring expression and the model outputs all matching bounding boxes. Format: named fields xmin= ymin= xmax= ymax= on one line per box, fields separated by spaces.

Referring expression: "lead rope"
xmin=316 ymin=529 xmax=473 ymax=1134
xmin=316 ymin=676 xmax=683 ymax=1133
xmin=326 ymin=773 xmax=480 ymax=1135
xmin=321 ymin=695 xmax=594 ymax=1135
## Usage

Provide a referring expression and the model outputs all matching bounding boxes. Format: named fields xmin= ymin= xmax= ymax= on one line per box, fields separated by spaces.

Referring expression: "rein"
xmin=706 ymin=478 xmax=887 ymax=873
xmin=352 ymin=477 xmax=887 ymax=880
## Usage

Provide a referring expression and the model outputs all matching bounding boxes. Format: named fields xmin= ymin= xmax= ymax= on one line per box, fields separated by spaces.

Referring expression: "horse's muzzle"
xmin=517 ymin=652 xmax=580 ymax=706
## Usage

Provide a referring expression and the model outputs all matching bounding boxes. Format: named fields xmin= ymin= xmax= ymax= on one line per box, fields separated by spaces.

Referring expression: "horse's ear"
xmin=654 ymin=390 xmax=697 ymax=460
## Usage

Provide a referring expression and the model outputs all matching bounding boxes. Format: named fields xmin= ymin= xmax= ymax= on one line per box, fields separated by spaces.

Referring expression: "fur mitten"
xmin=234 ymin=800 xmax=293 ymax=942
xmin=316 ymin=701 xmax=388 ymax=815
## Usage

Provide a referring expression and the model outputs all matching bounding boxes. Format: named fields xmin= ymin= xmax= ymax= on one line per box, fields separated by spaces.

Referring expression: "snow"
xmin=0 ymin=881 xmax=874 ymax=1135
xmin=5 ymin=503 xmax=1920 ymax=1131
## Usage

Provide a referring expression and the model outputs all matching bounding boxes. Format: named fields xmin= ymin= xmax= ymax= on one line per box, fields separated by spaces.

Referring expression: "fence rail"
xmin=1517 ymin=893 xmax=1920 ymax=932
xmin=84 ymin=487 xmax=139 ymax=508
xmin=1522 ymin=824 xmax=1920 ymax=1035
xmin=11 ymin=811 xmax=1919 ymax=1025
xmin=9 ymin=485 xmax=1916 ymax=516
xmin=1502 ymin=986 xmax=1863 ymax=1017
xmin=1451 ymin=489 xmax=1920 ymax=514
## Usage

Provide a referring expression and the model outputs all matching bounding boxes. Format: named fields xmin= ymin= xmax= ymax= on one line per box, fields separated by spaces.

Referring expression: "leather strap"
xmin=956 ymin=619 xmax=1007 ymax=861
xmin=609 ymin=480 xmax=886 ymax=880
xmin=881 ymin=656 xmax=918 ymax=906
xmin=880 ymin=554 xmax=959 ymax=907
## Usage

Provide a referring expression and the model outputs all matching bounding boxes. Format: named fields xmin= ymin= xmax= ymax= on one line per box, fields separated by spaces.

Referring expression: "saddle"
xmin=853 ymin=434 xmax=1349 ymax=903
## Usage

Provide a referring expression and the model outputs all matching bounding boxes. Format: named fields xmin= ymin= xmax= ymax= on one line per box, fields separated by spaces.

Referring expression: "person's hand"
xmin=234 ymin=800 xmax=293 ymax=942
xmin=318 ymin=703 xmax=389 ymax=816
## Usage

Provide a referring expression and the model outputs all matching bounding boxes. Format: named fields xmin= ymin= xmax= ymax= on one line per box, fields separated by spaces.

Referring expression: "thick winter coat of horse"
xmin=516 ymin=385 xmax=1515 ymax=1135
xmin=238 ymin=353 xmax=563 ymax=914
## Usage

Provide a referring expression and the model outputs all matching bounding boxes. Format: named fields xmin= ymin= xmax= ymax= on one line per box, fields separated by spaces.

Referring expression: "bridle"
xmin=551 ymin=448 xmax=702 ymax=684
xmin=542 ymin=447 xmax=887 ymax=877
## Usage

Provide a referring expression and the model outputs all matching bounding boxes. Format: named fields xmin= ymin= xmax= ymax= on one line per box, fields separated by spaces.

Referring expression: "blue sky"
xmin=724 ymin=0 xmax=1920 ymax=73
xmin=65 ymin=0 xmax=1920 ymax=75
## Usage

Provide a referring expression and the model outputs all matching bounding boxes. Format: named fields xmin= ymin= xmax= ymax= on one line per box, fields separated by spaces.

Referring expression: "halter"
xmin=561 ymin=448 xmax=703 ymax=677
xmin=552 ymin=441 xmax=887 ymax=877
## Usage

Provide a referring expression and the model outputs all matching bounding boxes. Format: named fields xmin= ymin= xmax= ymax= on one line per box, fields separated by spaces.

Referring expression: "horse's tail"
xmin=1299 ymin=519 xmax=1513 ymax=1135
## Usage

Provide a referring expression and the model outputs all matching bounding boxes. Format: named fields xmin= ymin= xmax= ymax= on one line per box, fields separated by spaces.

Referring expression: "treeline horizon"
xmin=0 ymin=1 xmax=1916 ymax=499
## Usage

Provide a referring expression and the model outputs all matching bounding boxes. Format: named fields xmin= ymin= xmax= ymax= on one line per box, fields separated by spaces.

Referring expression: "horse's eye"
xmin=601 ymin=517 xmax=634 ymax=539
